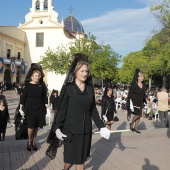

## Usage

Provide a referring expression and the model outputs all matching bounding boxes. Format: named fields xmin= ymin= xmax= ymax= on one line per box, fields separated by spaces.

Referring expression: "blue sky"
xmin=0 ymin=0 xmax=160 ymax=58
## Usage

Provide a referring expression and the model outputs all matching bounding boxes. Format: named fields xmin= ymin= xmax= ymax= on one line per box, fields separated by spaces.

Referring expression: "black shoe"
xmin=129 ymin=123 xmax=135 ymax=132
xmin=27 ymin=142 xmax=32 ymax=151
xmin=32 ymin=145 xmax=37 ymax=151
xmin=134 ymin=129 xmax=141 ymax=133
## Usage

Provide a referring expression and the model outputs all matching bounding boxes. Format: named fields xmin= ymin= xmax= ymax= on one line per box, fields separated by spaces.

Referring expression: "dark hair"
xmin=52 ymin=90 xmax=58 ymax=95
xmin=130 ymin=68 xmax=143 ymax=88
xmin=103 ymin=85 xmax=113 ymax=97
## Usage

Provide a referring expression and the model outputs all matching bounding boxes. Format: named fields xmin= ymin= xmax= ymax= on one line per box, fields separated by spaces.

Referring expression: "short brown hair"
xmin=74 ymin=61 xmax=90 ymax=77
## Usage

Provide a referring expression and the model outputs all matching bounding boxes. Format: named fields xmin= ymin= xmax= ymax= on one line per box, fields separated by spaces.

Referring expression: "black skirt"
xmin=106 ymin=111 xmax=114 ymax=121
xmin=27 ymin=109 xmax=46 ymax=128
xmin=132 ymin=107 xmax=142 ymax=116
xmin=64 ymin=133 xmax=92 ymax=164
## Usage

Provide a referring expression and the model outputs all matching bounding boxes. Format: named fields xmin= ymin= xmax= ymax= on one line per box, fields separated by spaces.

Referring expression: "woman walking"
xmin=49 ymin=90 xmax=59 ymax=116
xmin=20 ymin=63 xmax=48 ymax=151
xmin=128 ymin=69 xmax=146 ymax=133
xmin=0 ymin=99 xmax=9 ymax=141
xmin=47 ymin=53 xmax=110 ymax=170
xmin=102 ymin=85 xmax=117 ymax=130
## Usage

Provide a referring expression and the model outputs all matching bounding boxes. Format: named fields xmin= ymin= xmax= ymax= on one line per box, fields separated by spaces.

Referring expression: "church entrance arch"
xmin=4 ymin=69 xmax=11 ymax=90
xmin=16 ymin=70 xmax=20 ymax=83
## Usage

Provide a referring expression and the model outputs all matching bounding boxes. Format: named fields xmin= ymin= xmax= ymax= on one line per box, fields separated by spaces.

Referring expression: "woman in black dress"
xmin=20 ymin=63 xmax=48 ymax=151
xmin=49 ymin=90 xmax=59 ymax=116
xmin=102 ymin=85 xmax=117 ymax=130
xmin=128 ymin=69 xmax=146 ymax=133
xmin=47 ymin=53 xmax=110 ymax=170
xmin=0 ymin=99 xmax=9 ymax=141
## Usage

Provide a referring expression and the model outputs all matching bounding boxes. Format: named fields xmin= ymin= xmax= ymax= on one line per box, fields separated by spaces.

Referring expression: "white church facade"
xmin=0 ymin=0 xmax=86 ymax=91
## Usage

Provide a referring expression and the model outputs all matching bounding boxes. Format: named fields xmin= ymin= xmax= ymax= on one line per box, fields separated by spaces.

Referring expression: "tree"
xmin=119 ymin=51 xmax=148 ymax=84
xmin=150 ymin=0 xmax=170 ymax=27
xmin=39 ymin=33 xmax=121 ymax=81
xmin=150 ymin=0 xmax=170 ymax=87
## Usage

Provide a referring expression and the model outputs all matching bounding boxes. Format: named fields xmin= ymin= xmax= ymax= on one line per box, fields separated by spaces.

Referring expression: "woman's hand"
xmin=100 ymin=127 xmax=110 ymax=139
xmin=19 ymin=104 xmax=23 ymax=111
xmin=55 ymin=129 xmax=67 ymax=141
xmin=45 ymin=104 xmax=48 ymax=108
xmin=130 ymin=101 xmax=134 ymax=112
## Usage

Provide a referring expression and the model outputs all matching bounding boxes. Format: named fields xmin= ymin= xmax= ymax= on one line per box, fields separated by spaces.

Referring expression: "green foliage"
xmin=120 ymin=0 xmax=170 ymax=84
xmin=119 ymin=52 xmax=148 ymax=83
xmin=150 ymin=0 xmax=170 ymax=27
xmin=39 ymin=33 xmax=121 ymax=81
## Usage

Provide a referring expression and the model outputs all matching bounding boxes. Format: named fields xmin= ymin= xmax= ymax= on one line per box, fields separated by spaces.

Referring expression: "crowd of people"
xmin=0 ymin=53 xmax=170 ymax=170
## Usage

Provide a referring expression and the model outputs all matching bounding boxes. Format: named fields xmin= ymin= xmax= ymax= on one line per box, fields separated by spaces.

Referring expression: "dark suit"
xmin=53 ymin=83 xmax=105 ymax=134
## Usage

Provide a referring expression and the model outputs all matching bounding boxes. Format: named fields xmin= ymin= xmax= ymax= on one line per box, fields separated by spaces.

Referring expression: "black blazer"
xmin=102 ymin=95 xmax=116 ymax=116
xmin=53 ymin=83 xmax=105 ymax=134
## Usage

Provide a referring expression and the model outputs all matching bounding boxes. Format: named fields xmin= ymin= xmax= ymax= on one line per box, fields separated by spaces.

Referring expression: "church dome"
xmin=64 ymin=15 xmax=84 ymax=34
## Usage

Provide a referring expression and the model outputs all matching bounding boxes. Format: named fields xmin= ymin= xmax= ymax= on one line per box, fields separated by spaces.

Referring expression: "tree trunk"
xmin=168 ymin=75 xmax=170 ymax=92
xmin=149 ymin=77 xmax=152 ymax=90
xmin=163 ymin=75 xmax=167 ymax=88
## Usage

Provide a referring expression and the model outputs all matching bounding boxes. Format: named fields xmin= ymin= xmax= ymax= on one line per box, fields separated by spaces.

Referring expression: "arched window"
xmin=36 ymin=0 xmax=40 ymax=11
xmin=44 ymin=0 xmax=48 ymax=10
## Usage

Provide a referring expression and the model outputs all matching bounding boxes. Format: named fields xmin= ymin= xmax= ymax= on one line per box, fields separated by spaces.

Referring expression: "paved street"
xmin=0 ymin=90 xmax=170 ymax=170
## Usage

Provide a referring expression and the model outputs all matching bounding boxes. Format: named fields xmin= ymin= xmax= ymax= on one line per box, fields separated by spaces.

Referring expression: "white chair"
xmin=154 ymin=109 xmax=159 ymax=121
xmin=115 ymin=97 xmax=122 ymax=110
xmin=46 ymin=107 xmax=52 ymax=126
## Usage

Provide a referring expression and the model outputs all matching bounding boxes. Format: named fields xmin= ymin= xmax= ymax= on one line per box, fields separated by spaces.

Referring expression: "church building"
xmin=0 ymin=0 xmax=85 ymax=91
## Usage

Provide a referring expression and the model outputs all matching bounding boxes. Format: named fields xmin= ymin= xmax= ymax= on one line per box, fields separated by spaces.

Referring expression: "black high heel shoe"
xmin=134 ymin=129 xmax=141 ymax=133
xmin=27 ymin=142 xmax=32 ymax=151
xmin=32 ymin=145 xmax=37 ymax=151
xmin=129 ymin=123 xmax=134 ymax=132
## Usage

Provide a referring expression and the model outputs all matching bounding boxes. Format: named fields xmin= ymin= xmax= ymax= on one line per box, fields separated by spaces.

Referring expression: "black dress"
xmin=50 ymin=95 xmax=59 ymax=110
xmin=102 ymin=95 xmax=116 ymax=121
xmin=20 ymin=83 xmax=48 ymax=128
xmin=128 ymin=84 xmax=146 ymax=115
xmin=0 ymin=108 xmax=9 ymax=133
xmin=53 ymin=83 xmax=105 ymax=164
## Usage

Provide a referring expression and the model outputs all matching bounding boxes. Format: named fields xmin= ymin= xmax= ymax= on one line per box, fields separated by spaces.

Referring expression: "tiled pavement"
xmin=0 ymin=90 xmax=170 ymax=170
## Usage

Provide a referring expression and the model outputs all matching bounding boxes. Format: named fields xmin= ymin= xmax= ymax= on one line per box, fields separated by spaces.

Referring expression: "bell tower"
xmin=19 ymin=0 xmax=60 ymax=27
xmin=32 ymin=0 xmax=52 ymax=13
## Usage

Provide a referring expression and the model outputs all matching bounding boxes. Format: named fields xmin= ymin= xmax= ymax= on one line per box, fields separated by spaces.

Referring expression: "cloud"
xmin=81 ymin=7 xmax=159 ymax=58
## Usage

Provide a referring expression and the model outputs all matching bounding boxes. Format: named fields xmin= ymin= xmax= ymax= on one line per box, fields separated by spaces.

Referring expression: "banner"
xmin=21 ymin=62 xmax=25 ymax=74
xmin=0 ymin=57 xmax=4 ymax=73
xmin=10 ymin=60 xmax=15 ymax=74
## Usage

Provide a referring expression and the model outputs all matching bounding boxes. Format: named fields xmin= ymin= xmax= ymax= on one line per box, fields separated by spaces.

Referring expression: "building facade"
xmin=0 ymin=0 xmax=85 ymax=91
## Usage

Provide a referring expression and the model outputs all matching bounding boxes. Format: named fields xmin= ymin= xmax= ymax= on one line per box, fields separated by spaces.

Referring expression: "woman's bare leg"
xmin=64 ymin=163 xmax=73 ymax=170
xmin=76 ymin=163 xmax=85 ymax=170
xmin=134 ymin=117 xmax=140 ymax=130
xmin=28 ymin=128 xmax=34 ymax=145
xmin=32 ymin=128 xmax=38 ymax=145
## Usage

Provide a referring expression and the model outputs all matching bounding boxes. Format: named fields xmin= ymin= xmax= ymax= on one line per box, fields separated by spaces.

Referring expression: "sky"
xmin=0 ymin=0 xmax=160 ymax=58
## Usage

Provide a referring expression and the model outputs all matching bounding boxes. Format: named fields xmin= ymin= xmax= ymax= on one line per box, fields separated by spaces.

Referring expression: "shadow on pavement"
xmin=142 ymin=158 xmax=160 ymax=170
xmin=138 ymin=121 xmax=147 ymax=130
xmin=85 ymin=121 xmax=128 ymax=170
